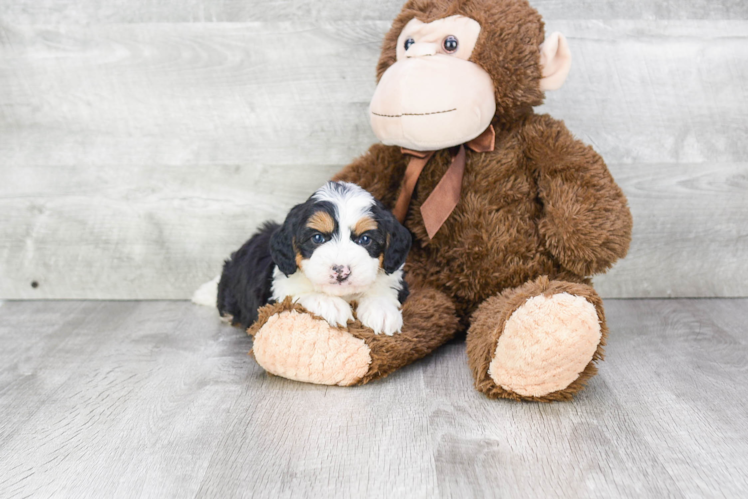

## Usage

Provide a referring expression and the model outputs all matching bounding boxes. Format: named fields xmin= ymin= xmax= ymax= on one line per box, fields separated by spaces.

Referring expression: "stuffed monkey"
xmin=248 ymin=0 xmax=632 ymax=402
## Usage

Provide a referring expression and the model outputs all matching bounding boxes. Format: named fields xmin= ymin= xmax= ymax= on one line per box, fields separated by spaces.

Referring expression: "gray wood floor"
xmin=0 ymin=299 xmax=746 ymax=498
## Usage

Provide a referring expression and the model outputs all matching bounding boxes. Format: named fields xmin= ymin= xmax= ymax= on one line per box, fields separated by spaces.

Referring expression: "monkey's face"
xmin=369 ymin=15 xmax=496 ymax=151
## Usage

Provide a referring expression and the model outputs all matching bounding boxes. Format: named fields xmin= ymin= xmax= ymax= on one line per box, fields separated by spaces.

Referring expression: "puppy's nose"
xmin=331 ymin=265 xmax=351 ymax=282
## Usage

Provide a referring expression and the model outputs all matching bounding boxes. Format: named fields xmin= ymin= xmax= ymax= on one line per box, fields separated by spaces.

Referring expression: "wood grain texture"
xmin=540 ymin=20 xmax=748 ymax=165
xmin=0 ymin=299 xmax=747 ymax=497
xmin=0 ymin=22 xmax=381 ymax=168
xmin=1 ymin=16 xmax=747 ymax=299
xmin=0 ymin=163 xmax=341 ymax=299
xmin=2 ymin=162 xmax=746 ymax=299
xmin=0 ymin=301 xmax=254 ymax=497
xmin=2 ymin=21 xmax=746 ymax=167
xmin=594 ymin=162 xmax=748 ymax=298
xmin=1 ymin=0 xmax=746 ymax=24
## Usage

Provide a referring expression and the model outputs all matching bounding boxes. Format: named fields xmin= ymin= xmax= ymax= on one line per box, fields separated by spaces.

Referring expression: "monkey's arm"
xmin=524 ymin=114 xmax=633 ymax=277
xmin=332 ymin=144 xmax=408 ymax=209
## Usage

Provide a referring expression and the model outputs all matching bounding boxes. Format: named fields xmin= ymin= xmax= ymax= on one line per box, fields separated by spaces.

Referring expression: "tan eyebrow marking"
xmin=307 ymin=211 xmax=335 ymax=234
xmin=292 ymin=237 xmax=304 ymax=270
xmin=354 ymin=216 xmax=378 ymax=235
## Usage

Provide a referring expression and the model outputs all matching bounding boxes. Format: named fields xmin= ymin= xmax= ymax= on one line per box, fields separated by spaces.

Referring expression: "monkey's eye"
xmin=443 ymin=35 xmax=459 ymax=53
xmin=311 ymin=233 xmax=327 ymax=245
xmin=356 ymin=235 xmax=372 ymax=247
xmin=404 ymin=38 xmax=416 ymax=51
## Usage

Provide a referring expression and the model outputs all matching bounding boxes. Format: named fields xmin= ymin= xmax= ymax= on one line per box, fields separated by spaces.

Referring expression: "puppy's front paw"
xmin=357 ymin=299 xmax=403 ymax=336
xmin=298 ymin=294 xmax=354 ymax=328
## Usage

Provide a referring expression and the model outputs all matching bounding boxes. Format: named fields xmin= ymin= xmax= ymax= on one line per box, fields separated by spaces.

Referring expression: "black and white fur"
xmin=217 ymin=182 xmax=411 ymax=335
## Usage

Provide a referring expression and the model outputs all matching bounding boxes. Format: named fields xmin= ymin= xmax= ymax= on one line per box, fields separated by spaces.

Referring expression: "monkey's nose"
xmin=406 ymin=42 xmax=437 ymax=58
xmin=331 ymin=265 xmax=351 ymax=283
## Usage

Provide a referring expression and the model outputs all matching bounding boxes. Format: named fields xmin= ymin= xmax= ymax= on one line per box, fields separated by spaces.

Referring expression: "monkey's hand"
xmin=525 ymin=115 xmax=633 ymax=277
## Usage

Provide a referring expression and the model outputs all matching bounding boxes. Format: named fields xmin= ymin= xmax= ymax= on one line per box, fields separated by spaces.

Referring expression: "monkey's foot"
xmin=467 ymin=277 xmax=607 ymax=402
xmin=248 ymin=286 xmax=458 ymax=386
xmin=251 ymin=304 xmax=371 ymax=386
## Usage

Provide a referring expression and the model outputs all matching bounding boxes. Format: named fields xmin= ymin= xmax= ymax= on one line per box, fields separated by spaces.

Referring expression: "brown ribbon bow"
xmin=393 ymin=125 xmax=495 ymax=239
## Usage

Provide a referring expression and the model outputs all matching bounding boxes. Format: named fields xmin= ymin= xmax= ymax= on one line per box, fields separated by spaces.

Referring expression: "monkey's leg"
xmin=247 ymin=284 xmax=459 ymax=386
xmin=466 ymin=276 xmax=607 ymax=402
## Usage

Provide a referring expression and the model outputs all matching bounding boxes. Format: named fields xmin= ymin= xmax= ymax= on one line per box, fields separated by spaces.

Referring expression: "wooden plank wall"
xmin=0 ymin=1 xmax=746 ymax=299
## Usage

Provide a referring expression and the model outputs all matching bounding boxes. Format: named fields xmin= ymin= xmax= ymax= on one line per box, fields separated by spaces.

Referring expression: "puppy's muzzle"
xmin=331 ymin=265 xmax=351 ymax=283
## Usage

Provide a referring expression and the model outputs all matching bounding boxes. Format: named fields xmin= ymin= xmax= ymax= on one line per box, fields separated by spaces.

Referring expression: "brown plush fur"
xmin=465 ymin=276 xmax=608 ymax=402
xmin=334 ymin=114 xmax=631 ymax=322
xmin=249 ymin=282 xmax=460 ymax=384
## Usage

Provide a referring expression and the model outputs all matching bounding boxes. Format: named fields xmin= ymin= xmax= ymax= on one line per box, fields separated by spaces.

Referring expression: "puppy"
xmin=218 ymin=181 xmax=411 ymax=335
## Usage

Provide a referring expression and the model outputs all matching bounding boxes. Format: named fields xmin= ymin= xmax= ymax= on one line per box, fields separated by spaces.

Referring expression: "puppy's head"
xmin=270 ymin=182 xmax=411 ymax=296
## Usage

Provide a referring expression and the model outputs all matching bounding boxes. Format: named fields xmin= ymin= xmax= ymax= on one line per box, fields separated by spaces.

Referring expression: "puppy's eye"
xmin=404 ymin=38 xmax=415 ymax=51
xmin=356 ymin=235 xmax=372 ymax=247
xmin=311 ymin=233 xmax=327 ymax=245
xmin=443 ymin=35 xmax=458 ymax=53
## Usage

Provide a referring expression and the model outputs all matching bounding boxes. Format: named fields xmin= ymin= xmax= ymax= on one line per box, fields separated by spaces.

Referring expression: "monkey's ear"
xmin=270 ymin=205 xmax=304 ymax=276
xmin=539 ymin=32 xmax=572 ymax=91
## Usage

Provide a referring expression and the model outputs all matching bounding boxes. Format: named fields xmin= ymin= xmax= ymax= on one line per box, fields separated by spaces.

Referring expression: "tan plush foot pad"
xmin=253 ymin=310 xmax=371 ymax=386
xmin=489 ymin=292 xmax=601 ymax=397
xmin=467 ymin=277 xmax=608 ymax=402
xmin=249 ymin=286 xmax=459 ymax=386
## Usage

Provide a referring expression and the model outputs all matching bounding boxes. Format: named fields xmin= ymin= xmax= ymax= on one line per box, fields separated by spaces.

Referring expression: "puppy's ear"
xmin=377 ymin=202 xmax=412 ymax=274
xmin=270 ymin=204 xmax=304 ymax=276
